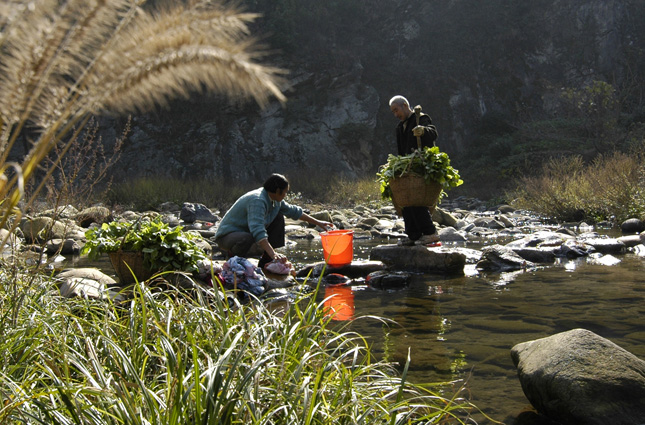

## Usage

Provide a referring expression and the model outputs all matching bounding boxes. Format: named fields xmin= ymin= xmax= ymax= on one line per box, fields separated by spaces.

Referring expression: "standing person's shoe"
xmin=414 ymin=233 xmax=441 ymax=246
xmin=397 ymin=237 xmax=416 ymax=246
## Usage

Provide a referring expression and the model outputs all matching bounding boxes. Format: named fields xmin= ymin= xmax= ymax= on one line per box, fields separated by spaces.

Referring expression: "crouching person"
xmin=215 ymin=173 xmax=334 ymax=269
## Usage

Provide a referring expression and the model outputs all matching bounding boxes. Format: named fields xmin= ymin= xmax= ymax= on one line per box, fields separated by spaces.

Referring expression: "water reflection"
xmin=323 ymin=284 xmax=355 ymax=321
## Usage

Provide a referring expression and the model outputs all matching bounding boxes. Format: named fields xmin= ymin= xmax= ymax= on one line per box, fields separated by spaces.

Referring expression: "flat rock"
xmin=369 ymin=245 xmax=466 ymax=274
xmin=296 ymin=260 xmax=385 ymax=279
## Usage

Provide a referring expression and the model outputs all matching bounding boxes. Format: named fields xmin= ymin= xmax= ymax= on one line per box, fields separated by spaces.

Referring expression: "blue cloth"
xmin=215 ymin=188 xmax=302 ymax=242
xmin=220 ymin=256 xmax=267 ymax=297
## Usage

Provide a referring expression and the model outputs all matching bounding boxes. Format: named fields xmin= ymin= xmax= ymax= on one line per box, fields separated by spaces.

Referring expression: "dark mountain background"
xmin=97 ymin=0 xmax=645 ymax=198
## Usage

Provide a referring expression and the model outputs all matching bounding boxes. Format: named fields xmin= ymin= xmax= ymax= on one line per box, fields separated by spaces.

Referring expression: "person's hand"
xmin=273 ymin=253 xmax=287 ymax=263
xmin=319 ymin=221 xmax=335 ymax=231
xmin=412 ymin=126 xmax=425 ymax=137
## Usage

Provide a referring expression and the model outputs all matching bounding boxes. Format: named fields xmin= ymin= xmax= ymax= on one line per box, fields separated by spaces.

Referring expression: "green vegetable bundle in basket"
xmin=377 ymin=146 xmax=463 ymax=213
xmin=81 ymin=217 xmax=208 ymax=284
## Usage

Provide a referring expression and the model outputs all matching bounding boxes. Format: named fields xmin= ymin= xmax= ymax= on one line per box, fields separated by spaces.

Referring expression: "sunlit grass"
xmin=510 ymin=148 xmax=645 ymax=223
xmin=0 ymin=264 xmax=492 ymax=424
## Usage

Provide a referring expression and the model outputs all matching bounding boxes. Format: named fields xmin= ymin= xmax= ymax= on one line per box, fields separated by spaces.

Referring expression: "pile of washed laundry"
xmin=199 ymin=256 xmax=292 ymax=297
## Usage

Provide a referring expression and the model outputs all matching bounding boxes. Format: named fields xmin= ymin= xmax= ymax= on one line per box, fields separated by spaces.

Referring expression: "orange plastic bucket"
xmin=320 ymin=229 xmax=354 ymax=266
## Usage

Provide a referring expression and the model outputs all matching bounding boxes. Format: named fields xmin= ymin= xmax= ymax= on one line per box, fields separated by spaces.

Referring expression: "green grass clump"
xmin=509 ymin=149 xmax=645 ymax=223
xmin=0 ymin=263 xmax=488 ymax=424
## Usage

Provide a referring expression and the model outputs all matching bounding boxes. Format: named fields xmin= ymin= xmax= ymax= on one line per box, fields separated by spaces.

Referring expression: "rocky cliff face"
xmin=100 ymin=0 xmax=644 ymax=187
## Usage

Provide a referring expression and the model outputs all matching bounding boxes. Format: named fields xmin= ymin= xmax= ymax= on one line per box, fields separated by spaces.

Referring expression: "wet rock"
xmin=311 ymin=210 xmax=333 ymax=223
xmin=620 ymin=217 xmax=645 ymax=234
xmin=476 ymin=245 xmax=535 ymax=271
xmin=511 ymin=328 xmax=645 ymax=425
xmin=20 ymin=217 xmax=81 ymax=243
xmin=497 ymin=204 xmax=516 ymax=213
xmin=453 ymin=220 xmax=472 ymax=231
xmin=497 ymin=214 xmax=515 ymax=228
xmin=554 ymin=239 xmax=594 ymax=258
xmin=57 ymin=268 xmax=117 ymax=286
xmin=180 ymin=202 xmax=218 ymax=223
xmin=366 ymin=270 xmax=412 ymax=290
xmin=158 ymin=201 xmax=180 ymax=212
xmin=60 ymin=277 xmax=108 ymax=299
xmin=75 ymin=206 xmax=112 ymax=227
xmin=555 ymin=227 xmax=577 ymax=237
xmin=473 ymin=216 xmax=506 ymax=229
xmin=617 ymin=234 xmax=642 ymax=248
xmin=587 ymin=253 xmax=621 ymax=266
xmin=438 ymin=227 xmax=467 ymax=242
xmin=0 ymin=228 xmax=21 ymax=251
xmin=579 ymin=237 xmax=625 ymax=254
xmin=451 ymin=247 xmax=483 ymax=263
xmin=633 ymin=244 xmax=645 ymax=256
xmin=41 ymin=204 xmax=79 ymax=219
xmin=296 ymin=260 xmax=385 ymax=279
xmin=369 ymin=245 xmax=466 ymax=274
xmin=45 ymin=238 xmax=82 ymax=255
xmin=505 ymin=231 xmax=573 ymax=249
xmin=433 ymin=207 xmax=458 ymax=227
xmin=511 ymin=247 xmax=556 ymax=264
xmin=322 ymin=273 xmax=350 ymax=285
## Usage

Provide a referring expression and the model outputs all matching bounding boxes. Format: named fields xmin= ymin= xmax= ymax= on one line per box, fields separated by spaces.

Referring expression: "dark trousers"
xmin=402 ymin=206 xmax=436 ymax=241
xmin=266 ymin=213 xmax=286 ymax=249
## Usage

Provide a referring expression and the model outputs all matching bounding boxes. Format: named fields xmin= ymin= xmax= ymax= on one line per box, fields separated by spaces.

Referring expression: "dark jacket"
xmin=396 ymin=112 xmax=438 ymax=155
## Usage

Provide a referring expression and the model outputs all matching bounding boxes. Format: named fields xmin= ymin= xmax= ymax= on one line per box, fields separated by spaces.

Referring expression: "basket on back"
xmin=389 ymin=173 xmax=442 ymax=214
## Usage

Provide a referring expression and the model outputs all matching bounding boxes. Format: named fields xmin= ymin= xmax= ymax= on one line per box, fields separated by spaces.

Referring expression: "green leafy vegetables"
xmin=377 ymin=146 xmax=463 ymax=201
xmin=81 ymin=218 xmax=208 ymax=273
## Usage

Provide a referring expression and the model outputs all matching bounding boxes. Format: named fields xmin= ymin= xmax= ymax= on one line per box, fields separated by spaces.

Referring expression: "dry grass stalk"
xmin=0 ymin=0 xmax=286 ymax=233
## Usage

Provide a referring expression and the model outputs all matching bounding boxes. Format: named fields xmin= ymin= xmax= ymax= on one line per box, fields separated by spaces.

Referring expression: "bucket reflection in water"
xmin=323 ymin=284 xmax=355 ymax=321
xmin=320 ymin=230 xmax=354 ymax=266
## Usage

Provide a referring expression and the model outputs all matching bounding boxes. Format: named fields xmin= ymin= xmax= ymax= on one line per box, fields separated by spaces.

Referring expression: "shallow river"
xmin=74 ymin=229 xmax=645 ymax=424
xmin=283 ymin=232 xmax=645 ymax=425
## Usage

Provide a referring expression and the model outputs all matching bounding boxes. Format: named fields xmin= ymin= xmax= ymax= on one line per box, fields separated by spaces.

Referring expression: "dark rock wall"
xmin=98 ymin=0 xmax=644 ymax=186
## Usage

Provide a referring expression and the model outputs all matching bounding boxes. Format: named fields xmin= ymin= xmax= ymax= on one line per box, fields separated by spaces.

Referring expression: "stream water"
xmin=282 ymin=232 xmax=645 ymax=425
xmin=72 ymin=229 xmax=645 ymax=424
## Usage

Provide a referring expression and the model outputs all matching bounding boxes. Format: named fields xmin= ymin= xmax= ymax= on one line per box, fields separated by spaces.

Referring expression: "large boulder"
xmin=369 ymin=245 xmax=465 ymax=274
xmin=620 ymin=218 xmax=645 ymax=234
xmin=511 ymin=328 xmax=645 ymax=425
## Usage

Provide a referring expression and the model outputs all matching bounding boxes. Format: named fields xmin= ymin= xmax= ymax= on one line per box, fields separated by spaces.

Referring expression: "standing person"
xmin=389 ymin=95 xmax=441 ymax=246
xmin=215 ymin=173 xmax=334 ymax=268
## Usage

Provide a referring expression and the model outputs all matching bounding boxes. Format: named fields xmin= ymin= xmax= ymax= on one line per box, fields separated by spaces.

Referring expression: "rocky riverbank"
xmin=4 ymin=197 xmax=645 ymax=424
xmin=5 ymin=196 xmax=645 ymax=290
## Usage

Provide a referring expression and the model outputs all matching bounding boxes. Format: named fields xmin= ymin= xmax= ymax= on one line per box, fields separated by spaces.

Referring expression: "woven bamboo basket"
xmin=108 ymin=250 xmax=155 ymax=285
xmin=389 ymin=174 xmax=442 ymax=210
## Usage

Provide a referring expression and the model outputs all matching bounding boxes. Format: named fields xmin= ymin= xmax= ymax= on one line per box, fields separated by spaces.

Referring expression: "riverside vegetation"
xmin=2 ymin=2 xmax=644 ymax=424
xmin=0 ymin=1 xmax=486 ymax=423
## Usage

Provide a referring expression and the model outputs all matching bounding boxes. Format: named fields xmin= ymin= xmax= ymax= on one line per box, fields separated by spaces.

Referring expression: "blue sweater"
xmin=215 ymin=188 xmax=303 ymax=242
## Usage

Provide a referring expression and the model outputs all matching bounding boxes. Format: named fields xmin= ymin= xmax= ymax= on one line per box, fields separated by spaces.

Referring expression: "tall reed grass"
xmin=510 ymin=149 xmax=645 ymax=223
xmin=1 ymin=0 xmax=285 ymax=236
xmin=0 ymin=268 xmax=489 ymax=424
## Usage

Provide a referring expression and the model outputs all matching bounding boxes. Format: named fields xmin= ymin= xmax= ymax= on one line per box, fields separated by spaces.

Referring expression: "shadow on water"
xmin=73 ymin=231 xmax=645 ymax=424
